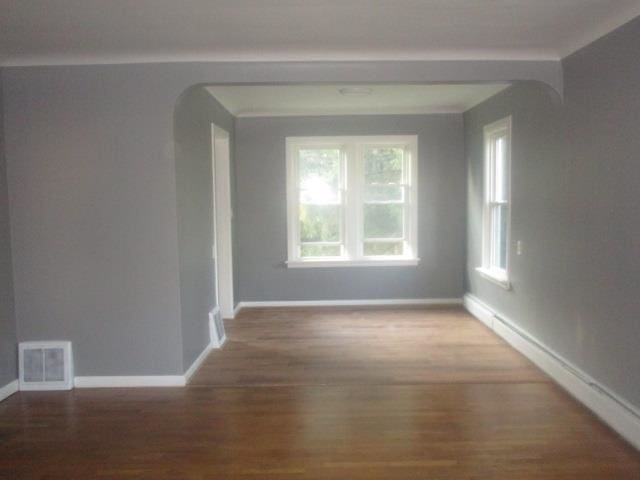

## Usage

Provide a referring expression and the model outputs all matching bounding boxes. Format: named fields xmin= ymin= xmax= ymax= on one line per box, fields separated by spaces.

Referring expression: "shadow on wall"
xmin=173 ymin=85 xmax=235 ymax=371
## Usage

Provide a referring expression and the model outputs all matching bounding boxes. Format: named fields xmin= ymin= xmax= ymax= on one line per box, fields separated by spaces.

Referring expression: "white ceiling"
xmin=1 ymin=1 xmax=640 ymax=66
xmin=205 ymin=84 xmax=510 ymax=117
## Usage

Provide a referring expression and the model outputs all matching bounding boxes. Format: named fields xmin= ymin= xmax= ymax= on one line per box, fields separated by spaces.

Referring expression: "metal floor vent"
xmin=19 ymin=341 xmax=73 ymax=391
xmin=209 ymin=309 xmax=226 ymax=348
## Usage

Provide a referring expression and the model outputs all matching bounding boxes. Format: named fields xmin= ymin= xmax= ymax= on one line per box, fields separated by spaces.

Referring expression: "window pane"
xmin=364 ymin=204 xmax=403 ymax=239
xmin=301 ymin=244 xmax=341 ymax=258
xmin=300 ymin=204 xmax=340 ymax=242
xmin=299 ymin=148 xmax=341 ymax=204
xmin=363 ymin=241 xmax=404 ymax=256
xmin=364 ymin=147 xmax=403 ymax=185
xmin=491 ymin=205 xmax=508 ymax=269
xmin=300 ymin=188 xmax=341 ymax=205
xmin=494 ymin=136 xmax=508 ymax=202
xmin=364 ymin=184 xmax=403 ymax=202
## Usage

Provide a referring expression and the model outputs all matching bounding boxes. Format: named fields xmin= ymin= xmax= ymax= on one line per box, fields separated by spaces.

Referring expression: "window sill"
xmin=287 ymin=258 xmax=420 ymax=268
xmin=476 ymin=267 xmax=511 ymax=290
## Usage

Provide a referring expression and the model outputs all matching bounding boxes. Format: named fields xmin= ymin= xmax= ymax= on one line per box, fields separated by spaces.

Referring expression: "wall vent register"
xmin=209 ymin=309 xmax=227 ymax=348
xmin=19 ymin=341 xmax=74 ymax=391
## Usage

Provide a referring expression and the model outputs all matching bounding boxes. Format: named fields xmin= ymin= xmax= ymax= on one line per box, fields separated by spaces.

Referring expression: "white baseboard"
xmin=75 ymin=344 xmax=217 ymax=388
xmin=463 ymin=293 xmax=495 ymax=329
xmin=232 ymin=303 xmax=242 ymax=318
xmin=74 ymin=316 xmax=223 ymax=389
xmin=236 ymin=297 xmax=463 ymax=310
xmin=464 ymin=293 xmax=640 ymax=450
xmin=0 ymin=379 xmax=19 ymax=402
xmin=74 ymin=350 xmax=217 ymax=389
xmin=184 ymin=343 xmax=213 ymax=383
xmin=74 ymin=376 xmax=186 ymax=388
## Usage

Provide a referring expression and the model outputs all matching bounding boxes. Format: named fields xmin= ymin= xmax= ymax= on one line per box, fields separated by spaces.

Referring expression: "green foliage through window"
xmin=299 ymin=148 xmax=341 ymax=204
xmin=300 ymin=205 xmax=340 ymax=243
xmin=365 ymin=147 xmax=403 ymax=185
xmin=364 ymin=241 xmax=404 ymax=256
xmin=364 ymin=204 xmax=403 ymax=239
xmin=300 ymin=244 xmax=341 ymax=257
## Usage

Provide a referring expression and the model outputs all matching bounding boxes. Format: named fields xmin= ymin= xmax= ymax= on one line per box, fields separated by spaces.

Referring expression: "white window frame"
xmin=286 ymin=135 xmax=419 ymax=268
xmin=477 ymin=116 xmax=512 ymax=289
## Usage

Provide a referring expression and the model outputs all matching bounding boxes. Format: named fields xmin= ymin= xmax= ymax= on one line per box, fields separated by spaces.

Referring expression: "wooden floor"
xmin=1 ymin=307 xmax=638 ymax=479
xmin=191 ymin=306 xmax=547 ymax=386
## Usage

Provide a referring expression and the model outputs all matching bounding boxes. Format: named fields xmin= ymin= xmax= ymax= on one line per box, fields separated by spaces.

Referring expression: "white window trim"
xmin=286 ymin=135 xmax=419 ymax=268
xmin=477 ymin=116 xmax=512 ymax=290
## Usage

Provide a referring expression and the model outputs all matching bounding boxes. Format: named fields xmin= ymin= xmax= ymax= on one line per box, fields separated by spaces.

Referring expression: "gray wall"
xmin=0 ymin=70 xmax=17 ymax=387
xmin=174 ymin=87 xmax=234 ymax=370
xmin=235 ymin=114 xmax=465 ymax=301
xmin=562 ymin=16 xmax=640 ymax=409
xmin=3 ymin=66 xmax=185 ymax=376
xmin=0 ymin=60 xmax=558 ymax=377
xmin=466 ymin=15 xmax=640 ymax=411
xmin=465 ymin=81 xmax=572 ymax=357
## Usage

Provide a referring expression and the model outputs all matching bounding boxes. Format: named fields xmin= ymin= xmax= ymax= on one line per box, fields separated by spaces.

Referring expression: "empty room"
xmin=1 ymin=1 xmax=639 ymax=478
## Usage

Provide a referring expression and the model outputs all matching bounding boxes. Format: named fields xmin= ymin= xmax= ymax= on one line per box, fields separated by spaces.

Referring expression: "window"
xmin=286 ymin=135 xmax=418 ymax=267
xmin=478 ymin=116 xmax=511 ymax=288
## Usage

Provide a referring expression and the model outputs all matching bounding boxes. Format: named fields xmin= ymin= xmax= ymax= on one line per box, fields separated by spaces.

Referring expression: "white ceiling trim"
xmin=0 ymin=49 xmax=560 ymax=68
xmin=233 ymin=108 xmax=463 ymax=118
xmin=560 ymin=2 xmax=640 ymax=58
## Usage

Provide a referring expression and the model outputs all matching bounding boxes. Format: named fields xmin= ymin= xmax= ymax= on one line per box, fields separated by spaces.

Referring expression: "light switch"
xmin=516 ymin=240 xmax=524 ymax=256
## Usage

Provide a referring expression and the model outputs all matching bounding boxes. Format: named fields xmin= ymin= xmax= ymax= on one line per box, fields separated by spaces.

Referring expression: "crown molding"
xmin=233 ymin=108 xmax=463 ymax=118
xmin=0 ymin=49 xmax=560 ymax=68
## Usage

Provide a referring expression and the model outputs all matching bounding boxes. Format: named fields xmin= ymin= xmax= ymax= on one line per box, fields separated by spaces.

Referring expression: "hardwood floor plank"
xmin=191 ymin=306 xmax=548 ymax=386
xmin=0 ymin=306 xmax=637 ymax=479
xmin=0 ymin=384 xmax=638 ymax=479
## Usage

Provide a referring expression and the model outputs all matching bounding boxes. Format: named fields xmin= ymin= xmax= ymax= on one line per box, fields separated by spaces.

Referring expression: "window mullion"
xmin=288 ymin=145 xmax=300 ymax=261
xmin=483 ymin=134 xmax=493 ymax=268
xmin=403 ymin=146 xmax=413 ymax=257
xmin=344 ymin=144 xmax=359 ymax=260
xmin=490 ymin=204 xmax=499 ymax=268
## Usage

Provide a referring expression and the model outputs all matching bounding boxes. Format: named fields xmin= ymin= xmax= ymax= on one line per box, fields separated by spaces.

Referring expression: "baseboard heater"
xmin=464 ymin=294 xmax=640 ymax=450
